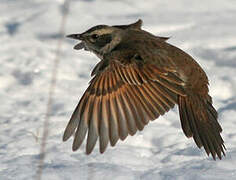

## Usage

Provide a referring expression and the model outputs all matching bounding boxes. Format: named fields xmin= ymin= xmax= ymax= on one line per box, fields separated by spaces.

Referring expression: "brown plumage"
xmin=64 ymin=19 xmax=226 ymax=160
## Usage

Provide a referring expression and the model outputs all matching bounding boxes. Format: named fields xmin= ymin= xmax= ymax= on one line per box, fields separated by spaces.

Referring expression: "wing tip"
xmin=72 ymin=143 xmax=79 ymax=152
xmin=99 ymin=146 xmax=107 ymax=154
xmin=62 ymin=133 xmax=69 ymax=142
xmin=62 ymin=128 xmax=74 ymax=142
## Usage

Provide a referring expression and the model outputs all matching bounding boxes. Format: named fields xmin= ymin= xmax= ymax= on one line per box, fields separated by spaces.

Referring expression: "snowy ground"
xmin=1 ymin=0 xmax=236 ymax=179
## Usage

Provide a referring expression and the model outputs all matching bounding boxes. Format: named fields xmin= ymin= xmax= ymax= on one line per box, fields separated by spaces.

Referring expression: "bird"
xmin=63 ymin=19 xmax=226 ymax=160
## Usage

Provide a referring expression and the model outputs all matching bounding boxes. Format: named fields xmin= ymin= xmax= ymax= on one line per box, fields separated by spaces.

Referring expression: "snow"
xmin=1 ymin=0 xmax=236 ymax=179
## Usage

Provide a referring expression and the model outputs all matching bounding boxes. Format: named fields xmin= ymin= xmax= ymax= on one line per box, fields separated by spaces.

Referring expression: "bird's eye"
xmin=91 ymin=34 xmax=99 ymax=40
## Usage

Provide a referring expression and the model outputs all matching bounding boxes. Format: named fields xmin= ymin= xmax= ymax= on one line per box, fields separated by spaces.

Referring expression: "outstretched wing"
xmin=63 ymin=59 xmax=186 ymax=154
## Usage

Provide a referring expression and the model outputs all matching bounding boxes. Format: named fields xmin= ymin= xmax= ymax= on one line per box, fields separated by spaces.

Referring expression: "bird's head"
xmin=66 ymin=19 xmax=142 ymax=58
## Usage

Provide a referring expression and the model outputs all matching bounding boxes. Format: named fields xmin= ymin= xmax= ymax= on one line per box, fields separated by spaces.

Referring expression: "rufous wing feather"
xmin=63 ymin=60 xmax=183 ymax=153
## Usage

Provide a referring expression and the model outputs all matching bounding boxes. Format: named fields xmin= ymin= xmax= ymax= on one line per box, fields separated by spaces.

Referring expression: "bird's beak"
xmin=66 ymin=33 xmax=83 ymax=40
xmin=66 ymin=33 xmax=86 ymax=50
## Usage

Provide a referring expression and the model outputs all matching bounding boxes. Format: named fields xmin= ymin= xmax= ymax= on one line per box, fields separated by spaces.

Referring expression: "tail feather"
xmin=178 ymin=95 xmax=225 ymax=160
